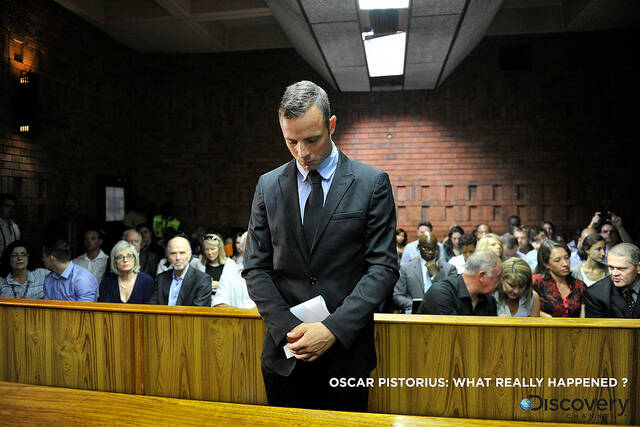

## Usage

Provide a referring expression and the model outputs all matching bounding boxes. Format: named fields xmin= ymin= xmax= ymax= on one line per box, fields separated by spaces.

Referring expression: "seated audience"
xmin=401 ymin=221 xmax=442 ymax=265
xmin=123 ymin=229 xmax=158 ymax=278
xmin=395 ymin=228 xmax=408 ymax=264
xmin=393 ymin=232 xmax=457 ymax=313
xmin=417 ymin=250 xmax=501 ymax=315
xmin=500 ymin=215 xmax=521 ymax=239
xmin=533 ymin=240 xmax=585 ymax=317
xmin=542 ymin=220 xmax=555 ymax=240
xmin=571 ymin=234 xmax=608 ymax=287
xmin=448 ymin=233 xmax=476 ymax=274
xmin=73 ymin=226 xmax=109 ymax=284
xmin=525 ymin=226 xmax=548 ymax=272
xmin=570 ymin=227 xmax=597 ymax=269
xmin=500 ymin=234 xmax=521 ymax=260
xmin=0 ymin=193 xmax=21 ymax=257
xmin=585 ymin=243 xmax=640 ymax=318
xmin=148 ymin=236 xmax=211 ymax=306
xmin=0 ymin=240 xmax=48 ymax=299
xmin=594 ymin=211 xmax=633 ymax=253
xmin=42 ymin=238 xmax=98 ymax=302
xmin=473 ymin=223 xmax=491 ymax=240
xmin=476 ymin=233 xmax=503 ymax=260
xmin=137 ymin=222 xmax=164 ymax=259
xmin=442 ymin=225 xmax=464 ymax=261
xmin=513 ymin=226 xmax=532 ymax=254
xmin=493 ymin=257 xmax=540 ymax=317
xmin=152 ymin=202 xmax=181 ymax=239
xmin=197 ymin=233 xmax=228 ymax=293
xmin=212 ymin=232 xmax=255 ymax=309
xmin=98 ymin=240 xmax=154 ymax=304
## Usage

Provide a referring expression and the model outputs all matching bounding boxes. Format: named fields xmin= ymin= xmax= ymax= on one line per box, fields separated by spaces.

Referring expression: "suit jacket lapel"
xmin=278 ymin=160 xmax=310 ymax=263
xmin=411 ymin=260 xmax=424 ymax=293
xmin=310 ymin=151 xmax=354 ymax=253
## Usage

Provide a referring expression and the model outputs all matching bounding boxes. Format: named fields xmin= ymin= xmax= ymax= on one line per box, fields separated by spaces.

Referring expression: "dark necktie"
xmin=623 ymin=288 xmax=636 ymax=315
xmin=303 ymin=170 xmax=324 ymax=249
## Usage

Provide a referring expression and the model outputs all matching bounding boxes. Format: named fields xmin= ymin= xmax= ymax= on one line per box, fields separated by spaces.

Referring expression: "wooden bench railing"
xmin=1 ymin=381 xmax=605 ymax=427
xmin=1 ymin=298 xmax=638 ymax=424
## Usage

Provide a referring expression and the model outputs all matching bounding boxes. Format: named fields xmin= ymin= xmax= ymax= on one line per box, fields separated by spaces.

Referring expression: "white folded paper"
xmin=284 ymin=295 xmax=330 ymax=359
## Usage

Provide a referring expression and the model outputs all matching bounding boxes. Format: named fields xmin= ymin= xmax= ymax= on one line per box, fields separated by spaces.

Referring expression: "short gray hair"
xmin=609 ymin=243 xmax=640 ymax=266
xmin=465 ymin=250 xmax=500 ymax=277
xmin=279 ymin=80 xmax=331 ymax=129
xmin=122 ymin=229 xmax=141 ymax=240
xmin=110 ymin=240 xmax=140 ymax=275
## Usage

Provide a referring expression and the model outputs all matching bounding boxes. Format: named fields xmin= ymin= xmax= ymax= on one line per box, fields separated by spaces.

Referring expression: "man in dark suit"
xmin=585 ymin=243 xmax=640 ymax=318
xmin=242 ymin=81 xmax=398 ymax=412
xmin=393 ymin=232 xmax=458 ymax=313
xmin=148 ymin=236 xmax=211 ymax=306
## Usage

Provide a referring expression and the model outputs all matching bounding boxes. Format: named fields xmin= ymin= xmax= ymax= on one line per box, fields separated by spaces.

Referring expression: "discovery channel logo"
xmin=519 ymin=395 xmax=629 ymax=417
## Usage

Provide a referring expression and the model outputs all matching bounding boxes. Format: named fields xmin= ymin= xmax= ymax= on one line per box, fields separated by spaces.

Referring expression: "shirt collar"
xmin=172 ymin=264 xmax=189 ymax=281
xmin=296 ymin=142 xmax=338 ymax=181
xmin=6 ymin=271 xmax=31 ymax=285
xmin=81 ymin=250 xmax=108 ymax=261
xmin=53 ymin=262 xmax=74 ymax=280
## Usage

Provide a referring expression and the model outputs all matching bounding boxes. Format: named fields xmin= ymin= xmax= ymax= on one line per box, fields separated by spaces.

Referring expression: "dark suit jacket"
xmin=149 ymin=266 xmax=211 ymax=306
xmin=585 ymin=277 xmax=640 ymax=318
xmin=243 ymin=151 xmax=399 ymax=377
xmin=139 ymin=250 xmax=159 ymax=278
xmin=393 ymin=258 xmax=458 ymax=311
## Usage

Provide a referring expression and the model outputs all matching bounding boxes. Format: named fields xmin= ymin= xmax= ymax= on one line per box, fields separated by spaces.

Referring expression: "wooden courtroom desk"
xmin=0 ymin=381 xmax=625 ymax=427
xmin=1 ymin=298 xmax=638 ymax=424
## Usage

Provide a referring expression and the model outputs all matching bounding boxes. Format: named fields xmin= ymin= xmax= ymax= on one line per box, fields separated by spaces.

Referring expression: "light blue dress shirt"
xmin=168 ymin=265 xmax=189 ymax=306
xmin=296 ymin=143 xmax=339 ymax=223
xmin=43 ymin=262 xmax=98 ymax=302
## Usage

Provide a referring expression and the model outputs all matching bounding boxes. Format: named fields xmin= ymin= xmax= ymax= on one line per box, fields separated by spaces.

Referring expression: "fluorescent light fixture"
xmin=359 ymin=0 xmax=409 ymax=10
xmin=363 ymin=32 xmax=406 ymax=77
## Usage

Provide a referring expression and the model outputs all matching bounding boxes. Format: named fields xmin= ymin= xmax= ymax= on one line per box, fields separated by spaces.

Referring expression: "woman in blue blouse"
xmin=98 ymin=240 xmax=154 ymax=304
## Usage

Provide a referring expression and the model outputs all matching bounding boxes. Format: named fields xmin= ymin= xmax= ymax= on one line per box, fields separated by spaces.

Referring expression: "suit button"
xmin=309 ymin=276 xmax=317 ymax=286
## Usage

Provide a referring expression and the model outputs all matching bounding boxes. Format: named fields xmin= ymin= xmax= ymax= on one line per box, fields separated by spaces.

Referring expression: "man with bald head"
xmin=393 ymin=232 xmax=457 ymax=313
xmin=417 ymin=250 xmax=502 ymax=315
xmin=123 ymin=229 xmax=158 ymax=277
xmin=148 ymin=236 xmax=211 ymax=306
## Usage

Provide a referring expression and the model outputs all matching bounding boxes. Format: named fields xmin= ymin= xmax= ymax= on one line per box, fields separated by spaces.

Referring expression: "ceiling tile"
xmin=313 ymin=22 xmax=366 ymax=68
xmin=299 ymin=0 xmax=358 ymax=23
xmin=406 ymin=15 xmax=459 ymax=63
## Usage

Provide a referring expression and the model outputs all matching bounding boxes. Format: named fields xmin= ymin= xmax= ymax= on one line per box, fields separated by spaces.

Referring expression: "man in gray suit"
xmin=393 ymin=232 xmax=457 ymax=313
xmin=243 ymin=81 xmax=398 ymax=412
xmin=148 ymin=236 xmax=211 ymax=306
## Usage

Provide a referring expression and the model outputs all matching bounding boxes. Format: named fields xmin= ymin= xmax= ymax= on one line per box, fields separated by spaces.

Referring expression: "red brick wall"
xmin=2 ymin=0 xmax=638 ymax=245
xmin=1 ymin=0 xmax=138 ymax=244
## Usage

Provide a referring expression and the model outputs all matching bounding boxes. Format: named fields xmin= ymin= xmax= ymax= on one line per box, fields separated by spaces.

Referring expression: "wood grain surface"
xmin=1 ymin=298 xmax=638 ymax=424
xmin=0 ymin=381 xmax=621 ymax=427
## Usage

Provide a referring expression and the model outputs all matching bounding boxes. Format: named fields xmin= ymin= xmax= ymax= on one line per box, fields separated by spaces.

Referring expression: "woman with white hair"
xmin=98 ymin=240 xmax=154 ymax=304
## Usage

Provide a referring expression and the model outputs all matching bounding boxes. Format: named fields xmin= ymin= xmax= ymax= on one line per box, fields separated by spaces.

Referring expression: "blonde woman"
xmin=476 ymin=233 xmax=503 ymax=260
xmin=198 ymin=233 xmax=231 ymax=292
xmin=494 ymin=257 xmax=540 ymax=317
xmin=98 ymin=240 xmax=154 ymax=304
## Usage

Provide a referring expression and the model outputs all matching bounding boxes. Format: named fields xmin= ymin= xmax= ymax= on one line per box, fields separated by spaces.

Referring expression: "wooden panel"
xmin=143 ymin=314 xmax=267 ymax=403
xmin=24 ymin=308 xmax=133 ymax=393
xmin=370 ymin=322 xmax=636 ymax=425
xmin=0 ymin=381 xmax=599 ymax=427
xmin=1 ymin=300 xmax=639 ymax=424
xmin=0 ymin=306 xmax=27 ymax=382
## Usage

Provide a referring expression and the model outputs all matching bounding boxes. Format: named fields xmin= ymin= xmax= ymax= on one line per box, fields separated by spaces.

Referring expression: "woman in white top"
xmin=493 ymin=257 xmax=540 ymax=317
xmin=211 ymin=232 xmax=255 ymax=309
xmin=571 ymin=234 xmax=608 ymax=287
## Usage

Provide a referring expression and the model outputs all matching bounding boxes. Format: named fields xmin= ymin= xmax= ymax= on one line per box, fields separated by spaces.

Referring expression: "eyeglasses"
xmin=10 ymin=252 xmax=28 ymax=258
xmin=115 ymin=253 xmax=135 ymax=262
